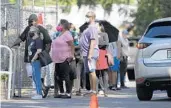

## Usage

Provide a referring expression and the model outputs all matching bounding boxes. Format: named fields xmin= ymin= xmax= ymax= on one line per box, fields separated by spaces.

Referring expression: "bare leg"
xmin=108 ymin=71 xmax=112 ymax=87
xmin=89 ymin=72 xmax=97 ymax=92
xmin=111 ymin=72 xmax=117 ymax=86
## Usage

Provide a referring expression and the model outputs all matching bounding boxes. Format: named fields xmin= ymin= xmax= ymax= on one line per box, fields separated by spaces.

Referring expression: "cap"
xmin=28 ymin=14 xmax=38 ymax=21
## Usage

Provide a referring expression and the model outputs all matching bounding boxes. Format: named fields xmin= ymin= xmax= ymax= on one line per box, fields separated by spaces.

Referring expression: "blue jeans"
xmin=31 ymin=60 xmax=42 ymax=95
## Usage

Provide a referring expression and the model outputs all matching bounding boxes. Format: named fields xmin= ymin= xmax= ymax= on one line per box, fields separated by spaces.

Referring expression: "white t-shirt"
xmin=118 ymin=35 xmax=129 ymax=57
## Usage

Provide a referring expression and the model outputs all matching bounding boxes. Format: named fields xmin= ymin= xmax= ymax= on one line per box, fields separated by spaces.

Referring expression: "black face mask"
xmin=29 ymin=32 xmax=35 ymax=38
xmin=28 ymin=21 xmax=33 ymax=26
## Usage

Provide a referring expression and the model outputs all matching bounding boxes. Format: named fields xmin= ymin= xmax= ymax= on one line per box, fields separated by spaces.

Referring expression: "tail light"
xmin=136 ymin=43 xmax=152 ymax=49
xmin=136 ymin=77 xmax=145 ymax=84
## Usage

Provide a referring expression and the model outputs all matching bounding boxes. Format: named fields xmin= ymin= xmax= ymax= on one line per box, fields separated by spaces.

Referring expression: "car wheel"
xmin=136 ymin=86 xmax=153 ymax=101
xmin=167 ymin=89 xmax=171 ymax=97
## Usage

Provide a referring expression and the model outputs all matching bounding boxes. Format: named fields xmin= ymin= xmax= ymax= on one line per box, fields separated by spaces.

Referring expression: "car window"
xmin=145 ymin=22 xmax=171 ymax=38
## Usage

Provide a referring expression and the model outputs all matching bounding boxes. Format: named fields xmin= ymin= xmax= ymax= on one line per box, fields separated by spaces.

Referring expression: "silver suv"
xmin=135 ymin=18 xmax=171 ymax=101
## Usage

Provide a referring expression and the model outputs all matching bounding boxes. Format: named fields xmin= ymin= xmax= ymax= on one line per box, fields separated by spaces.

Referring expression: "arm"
xmin=117 ymin=40 xmax=122 ymax=59
xmin=11 ymin=26 xmax=30 ymax=47
xmin=88 ymin=26 xmax=98 ymax=60
xmin=31 ymin=38 xmax=43 ymax=62
xmin=88 ymin=39 xmax=96 ymax=60
xmin=64 ymin=31 xmax=75 ymax=58
xmin=67 ymin=41 xmax=75 ymax=58
xmin=31 ymin=49 xmax=42 ymax=62
xmin=11 ymin=38 xmax=22 ymax=47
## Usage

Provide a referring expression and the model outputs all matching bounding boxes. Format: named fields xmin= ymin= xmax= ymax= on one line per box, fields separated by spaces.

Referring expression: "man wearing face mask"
xmin=11 ymin=14 xmax=52 ymax=98
xmin=118 ymin=29 xmax=130 ymax=89
xmin=79 ymin=11 xmax=99 ymax=95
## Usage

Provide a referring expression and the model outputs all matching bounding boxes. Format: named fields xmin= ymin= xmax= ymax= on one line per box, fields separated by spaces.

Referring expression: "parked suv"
xmin=127 ymin=36 xmax=140 ymax=80
xmin=135 ymin=18 xmax=171 ymax=101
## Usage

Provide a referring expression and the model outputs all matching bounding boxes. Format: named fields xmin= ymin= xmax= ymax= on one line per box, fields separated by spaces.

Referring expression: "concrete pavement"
xmin=1 ymin=82 xmax=171 ymax=108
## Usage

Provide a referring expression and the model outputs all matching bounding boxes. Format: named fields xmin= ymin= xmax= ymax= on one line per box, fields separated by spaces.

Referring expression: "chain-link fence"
xmin=1 ymin=0 xmax=57 ymax=98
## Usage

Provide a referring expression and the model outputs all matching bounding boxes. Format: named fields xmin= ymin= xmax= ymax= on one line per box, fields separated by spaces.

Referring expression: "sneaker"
xmin=83 ymin=90 xmax=97 ymax=96
xmin=31 ymin=95 xmax=42 ymax=100
xmin=121 ymin=86 xmax=129 ymax=89
xmin=54 ymin=93 xmax=65 ymax=98
xmin=111 ymin=86 xmax=117 ymax=91
xmin=98 ymin=90 xmax=104 ymax=95
xmin=116 ymin=87 xmax=121 ymax=90
xmin=42 ymin=87 xmax=50 ymax=98
xmin=61 ymin=93 xmax=71 ymax=99
xmin=75 ymin=91 xmax=82 ymax=96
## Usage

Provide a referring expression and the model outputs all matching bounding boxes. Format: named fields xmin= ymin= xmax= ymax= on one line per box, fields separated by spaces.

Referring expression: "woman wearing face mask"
xmin=51 ymin=19 xmax=75 ymax=99
xmin=28 ymin=26 xmax=44 ymax=99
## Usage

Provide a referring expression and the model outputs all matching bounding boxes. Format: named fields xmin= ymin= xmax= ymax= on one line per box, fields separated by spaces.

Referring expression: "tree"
xmin=10 ymin=0 xmax=135 ymax=14
xmin=133 ymin=0 xmax=171 ymax=36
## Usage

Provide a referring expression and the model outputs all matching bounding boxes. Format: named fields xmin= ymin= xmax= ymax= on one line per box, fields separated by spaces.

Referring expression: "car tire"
xmin=167 ymin=89 xmax=171 ymax=97
xmin=136 ymin=86 xmax=153 ymax=101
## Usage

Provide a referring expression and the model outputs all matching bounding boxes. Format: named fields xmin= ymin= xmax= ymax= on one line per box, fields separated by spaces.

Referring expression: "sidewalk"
xmin=1 ymin=82 xmax=136 ymax=108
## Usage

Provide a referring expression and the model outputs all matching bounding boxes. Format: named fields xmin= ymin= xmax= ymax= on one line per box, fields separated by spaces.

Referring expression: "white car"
xmin=134 ymin=18 xmax=171 ymax=101
xmin=127 ymin=37 xmax=140 ymax=80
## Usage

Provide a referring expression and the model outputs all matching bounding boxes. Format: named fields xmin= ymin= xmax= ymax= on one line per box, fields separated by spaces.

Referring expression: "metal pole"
xmin=4 ymin=7 xmax=7 ymax=37
xmin=44 ymin=0 xmax=46 ymax=26
xmin=56 ymin=0 xmax=58 ymax=24
xmin=32 ymin=0 xmax=35 ymax=13
xmin=16 ymin=0 xmax=22 ymax=97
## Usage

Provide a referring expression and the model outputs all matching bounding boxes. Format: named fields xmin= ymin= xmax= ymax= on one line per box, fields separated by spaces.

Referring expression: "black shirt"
xmin=28 ymin=37 xmax=43 ymax=62
xmin=19 ymin=25 xmax=52 ymax=62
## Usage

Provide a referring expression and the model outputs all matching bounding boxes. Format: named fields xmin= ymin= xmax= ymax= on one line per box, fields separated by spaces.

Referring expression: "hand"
xmin=73 ymin=57 xmax=75 ymax=60
xmin=31 ymin=59 xmax=35 ymax=63
xmin=88 ymin=55 xmax=92 ymax=61
xmin=117 ymin=55 xmax=121 ymax=60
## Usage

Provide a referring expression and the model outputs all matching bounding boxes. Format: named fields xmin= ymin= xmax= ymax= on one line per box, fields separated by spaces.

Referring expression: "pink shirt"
xmin=51 ymin=31 xmax=73 ymax=63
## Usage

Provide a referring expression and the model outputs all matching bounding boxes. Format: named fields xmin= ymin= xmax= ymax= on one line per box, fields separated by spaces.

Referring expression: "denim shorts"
xmin=109 ymin=57 xmax=120 ymax=72
xmin=83 ymin=49 xmax=99 ymax=73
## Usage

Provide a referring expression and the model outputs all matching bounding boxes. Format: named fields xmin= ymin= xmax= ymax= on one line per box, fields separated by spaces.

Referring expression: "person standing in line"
xmin=69 ymin=23 xmax=84 ymax=96
xmin=107 ymin=40 xmax=121 ymax=90
xmin=28 ymin=26 xmax=43 ymax=99
xmin=96 ymin=24 xmax=109 ymax=96
xmin=79 ymin=11 xmax=99 ymax=95
xmin=52 ymin=19 xmax=75 ymax=99
xmin=118 ymin=30 xmax=130 ymax=88
xmin=11 ymin=14 xmax=52 ymax=98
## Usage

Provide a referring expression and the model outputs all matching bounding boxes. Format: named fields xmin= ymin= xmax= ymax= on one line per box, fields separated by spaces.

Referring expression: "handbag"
xmin=38 ymin=50 xmax=52 ymax=67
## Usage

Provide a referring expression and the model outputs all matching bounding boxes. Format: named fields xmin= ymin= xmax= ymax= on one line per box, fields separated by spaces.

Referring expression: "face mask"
xmin=56 ymin=26 xmax=63 ymax=32
xmin=29 ymin=32 xmax=35 ymax=38
xmin=85 ymin=17 xmax=90 ymax=23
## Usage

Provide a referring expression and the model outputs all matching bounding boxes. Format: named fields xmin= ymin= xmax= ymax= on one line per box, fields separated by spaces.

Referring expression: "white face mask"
xmin=85 ymin=17 xmax=90 ymax=23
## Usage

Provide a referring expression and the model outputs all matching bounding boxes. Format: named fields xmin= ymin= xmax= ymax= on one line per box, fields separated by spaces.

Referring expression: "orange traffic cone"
xmin=37 ymin=13 xmax=43 ymax=25
xmin=90 ymin=94 xmax=99 ymax=108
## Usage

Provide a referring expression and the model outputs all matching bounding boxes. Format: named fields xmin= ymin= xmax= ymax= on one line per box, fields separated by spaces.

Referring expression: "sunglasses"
xmin=86 ymin=15 xmax=93 ymax=18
